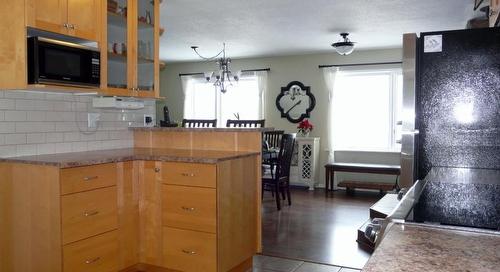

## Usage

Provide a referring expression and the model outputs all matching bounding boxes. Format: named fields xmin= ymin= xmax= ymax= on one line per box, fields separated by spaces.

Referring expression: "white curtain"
xmin=255 ymin=71 xmax=268 ymax=119
xmin=181 ymin=75 xmax=193 ymax=118
xmin=322 ymin=67 xmax=339 ymax=163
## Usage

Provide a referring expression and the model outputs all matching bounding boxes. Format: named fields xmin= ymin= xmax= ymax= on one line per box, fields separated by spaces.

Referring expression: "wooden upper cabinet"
xmin=67 ymin=0 xmax=100 ymax=41
xmin=103 ymin=0 xmax=160 ymax=98
xmin=26 ymin=0 xmax=67 ymax=35
xmin=26 ymin=0 xmax=101 ymax=41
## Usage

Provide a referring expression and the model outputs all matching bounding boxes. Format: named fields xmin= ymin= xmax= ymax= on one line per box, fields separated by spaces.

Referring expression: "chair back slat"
xmin=226 ymin=119 xmax=265 ymax=128
xmin=263 ymin=130 xmax=285 ymax=150
xmin=182 ymin=119 xmax=217 ymax=128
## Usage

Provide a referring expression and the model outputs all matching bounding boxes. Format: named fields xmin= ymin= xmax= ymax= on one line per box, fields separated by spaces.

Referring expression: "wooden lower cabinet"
xmin=63 ymin=230 xmax=119 ymax=272
xmin=0 ymin=156 xmax=258 ymax=272
xmin=163 ymin=227 xmax=217 ymax=272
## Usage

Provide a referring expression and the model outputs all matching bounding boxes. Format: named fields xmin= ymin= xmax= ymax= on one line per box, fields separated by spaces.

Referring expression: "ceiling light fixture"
xmin=331 ymin=33 xmax=356 ymax=56
xmin=191 ymin=43 xmax=239 ymax=94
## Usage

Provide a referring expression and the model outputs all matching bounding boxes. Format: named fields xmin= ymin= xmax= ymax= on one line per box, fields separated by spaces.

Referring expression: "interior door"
xmin=67 ymin=0 xmax=100 ymax=41
xmin=26 ymin=0 xmax=68 ymax=35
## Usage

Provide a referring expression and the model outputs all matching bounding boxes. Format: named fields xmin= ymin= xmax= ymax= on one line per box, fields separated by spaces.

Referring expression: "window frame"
xmin=332 ymin=67 xmax=403 ymax=152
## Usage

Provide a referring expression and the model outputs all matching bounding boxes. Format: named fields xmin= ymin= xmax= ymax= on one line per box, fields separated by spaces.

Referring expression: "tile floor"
xmin=250 ymin=255 xmax=361 ymax=272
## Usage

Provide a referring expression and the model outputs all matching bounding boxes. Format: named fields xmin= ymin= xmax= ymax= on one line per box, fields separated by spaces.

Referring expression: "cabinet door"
xmin=26 ymin=0 xmax=68 ymax=35
xmin=135 ymin=0 xmax=159 ymax=98
xmin=67 ymin=0 xmax=100 ymax=41
xmin=105 ymin=0 xmax=133 ymax=95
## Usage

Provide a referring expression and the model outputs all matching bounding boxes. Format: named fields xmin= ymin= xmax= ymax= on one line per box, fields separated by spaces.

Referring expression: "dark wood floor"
xmin=261 ymin=187 xmax=382 ymax=269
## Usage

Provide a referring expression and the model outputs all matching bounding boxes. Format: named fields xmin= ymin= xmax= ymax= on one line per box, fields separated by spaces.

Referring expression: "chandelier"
xmin=191 ymin=43 xmax=239 ymax=93
xmin=331 ymin=33 xmax=356 ymax=56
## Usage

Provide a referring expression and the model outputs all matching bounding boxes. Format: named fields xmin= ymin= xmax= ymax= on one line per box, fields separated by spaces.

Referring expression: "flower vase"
xmin=300 ymin=131 xmax=310 ymax=137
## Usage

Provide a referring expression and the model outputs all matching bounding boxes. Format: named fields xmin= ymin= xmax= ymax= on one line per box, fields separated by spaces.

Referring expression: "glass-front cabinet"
xmin=104 ymin=0 xmax=159 ymax=98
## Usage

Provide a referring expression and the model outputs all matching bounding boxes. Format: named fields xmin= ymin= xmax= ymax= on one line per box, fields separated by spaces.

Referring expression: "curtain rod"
xmin=179 ymin=68 xmax=270 ymax=77
xmin=318 ymin=61 xmax=402 ymax=69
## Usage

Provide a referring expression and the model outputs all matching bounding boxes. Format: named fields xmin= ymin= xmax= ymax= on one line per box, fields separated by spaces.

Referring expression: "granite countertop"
xmin=362 ymin=223 xmax=500 ymax=272
xmin=0 ymin=148 xmax=260 ymax=168
xmin=130 ymin=127 xmax=274 ymax=132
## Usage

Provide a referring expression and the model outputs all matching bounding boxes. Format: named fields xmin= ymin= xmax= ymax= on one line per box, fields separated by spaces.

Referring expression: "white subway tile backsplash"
xmin=0 ymin=91 xmax=155 ymax=158
xmin=16 ymin=144 xmax=37 ymax=156
xmin=0 ymin=99 xmax=16 ymax=110
xmin=71 ymin=142 xmax=88 ymax=152
xmin=63 ymin=132 xmax=81 ymax=142
xmin=0 ymin=122 xmax=16 ymax=133
xmin=16 ymin=122 xmax=55 ymax=133
xmin=37 ymin=143 xmax=56 ymax=155
xmin=46 ymin=132 xmax=64 ymax=143
xmin=55 ymin=142 xmax=72 ymax=153
xmin=26 ymin=111 xmax=46 ymax=121
xmin=27 ymin=133 xmax=46 ymax=144
xmin=0 ymin=146 xmax=16 ymax=157
xmin=4 ymin=111 xmax=27 ymax=121
xmin=5 ymin=134 xmax=26 ymax=145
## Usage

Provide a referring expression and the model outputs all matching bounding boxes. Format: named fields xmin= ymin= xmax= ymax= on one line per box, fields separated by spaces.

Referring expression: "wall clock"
xmin=276 ymin=81 xmax=316 ymax=123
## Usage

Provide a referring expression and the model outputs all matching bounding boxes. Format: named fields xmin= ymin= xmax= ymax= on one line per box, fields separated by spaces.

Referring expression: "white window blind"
xmin=332 ymin=68 xmax=403 ymax=152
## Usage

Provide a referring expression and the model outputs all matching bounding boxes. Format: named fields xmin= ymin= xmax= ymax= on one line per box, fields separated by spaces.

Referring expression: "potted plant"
xmin=297 ymin=119 xmax=313 ymax=137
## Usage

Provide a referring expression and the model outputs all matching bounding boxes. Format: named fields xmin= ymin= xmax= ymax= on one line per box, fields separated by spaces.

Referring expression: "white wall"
xmin=158 ymin=49 xmax=402 ymax=188
xmin=0 ymin=91 xmax=156 ymax=157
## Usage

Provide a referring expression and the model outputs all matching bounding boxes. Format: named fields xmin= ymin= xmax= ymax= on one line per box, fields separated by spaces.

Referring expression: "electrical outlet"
xmin=88 ymin=113 xmax=100 ymax=128
xmin=144 ymin=114 xmax=154 ymax=127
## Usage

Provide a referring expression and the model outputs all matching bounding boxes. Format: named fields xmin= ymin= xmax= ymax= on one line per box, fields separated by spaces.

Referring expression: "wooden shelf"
xmin=107 ymin=12 xmax=155 ymax=30
xmin=108 ymin=52 xmax=154 ymax=64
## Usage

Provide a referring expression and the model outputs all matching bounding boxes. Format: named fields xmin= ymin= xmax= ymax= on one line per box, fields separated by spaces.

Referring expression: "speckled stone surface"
xmin=362 ymin=223 xmax=500 ymax=272
xmin=0 ymin=148 xmax=260 ymax=168
xmin=130 ymin=127 xmax=274 ymax=132
xmin=413 ymin=167 xmax=500 ymax=230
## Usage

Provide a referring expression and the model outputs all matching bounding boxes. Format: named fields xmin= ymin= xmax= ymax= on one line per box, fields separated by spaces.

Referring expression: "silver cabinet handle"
xmin=85 ymin=257 xmax=101 ymax=264
xmin=83 ymin=176 xmax=98 ymax=181
xmin=84 ymin=210 xmax=99 ymax=217
xmin=182 ymin=250 xmax=196 ymax=255
xmin=181 ymin=173 xmax=195 ymax=177
xmin=181 ymin=206 xmax=196 ymax=212
xmin=154 ymin=167 xmax=160 ymax=173
xmin=63 ymin=23 xmax=69 ymax=28
xmin=68 ymin=24 xmax=75 ymax=29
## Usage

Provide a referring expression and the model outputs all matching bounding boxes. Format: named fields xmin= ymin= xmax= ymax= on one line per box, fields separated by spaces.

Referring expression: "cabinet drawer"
xmin=61 ymin=186 xmax=118 ymax=244
xmin=162 ymin=185 xmax=216 ymax=233
xmin=163 ymin=227 xmax=216 ymax=272
xmin=61 ymin=163 xmax=117 ymax=195
xmin=63 ymin=230 xmax=118 ymax=272
xmin=163 ymin=162 xmax=216 ymax=188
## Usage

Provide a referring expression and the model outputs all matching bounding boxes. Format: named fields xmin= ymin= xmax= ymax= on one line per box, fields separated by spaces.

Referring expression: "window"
xmin=332 ymin=68 xmax=402 ymax=152
xmin=183 ymin=73 xmax=264 ymax=126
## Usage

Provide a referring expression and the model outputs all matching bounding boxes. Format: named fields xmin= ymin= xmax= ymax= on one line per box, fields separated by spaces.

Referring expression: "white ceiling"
xmin=160 ymin=0 xmax=473 ymax=62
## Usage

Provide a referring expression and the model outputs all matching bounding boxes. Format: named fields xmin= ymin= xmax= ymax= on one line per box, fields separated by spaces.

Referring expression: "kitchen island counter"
xmin=0 ymin=147 xmax=260 ymax=168
xmin=362 ymin=223 xmax=500 ymax=272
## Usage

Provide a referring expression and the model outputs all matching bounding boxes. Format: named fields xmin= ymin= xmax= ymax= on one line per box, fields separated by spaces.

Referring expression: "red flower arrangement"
xmin=297 ymin=119 xmax=313 ymax=136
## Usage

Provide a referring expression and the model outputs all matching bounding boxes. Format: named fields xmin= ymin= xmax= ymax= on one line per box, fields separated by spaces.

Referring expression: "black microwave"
xmin=27 ymin=37 xmax=100 ymax=87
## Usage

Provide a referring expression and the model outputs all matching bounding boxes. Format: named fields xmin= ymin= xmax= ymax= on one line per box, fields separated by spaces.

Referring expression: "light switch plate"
xmin=88 ymin=113 xmax=100 ymax=128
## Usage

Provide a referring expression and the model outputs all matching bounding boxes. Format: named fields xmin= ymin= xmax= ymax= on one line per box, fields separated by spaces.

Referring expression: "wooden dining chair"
xmin=182 ymin=119 xmax=217 ymax=128
xmin=226 ymin=119 xmax=265 ymax=128
xmin=262 ymin=133 xmax=295 ymax=210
